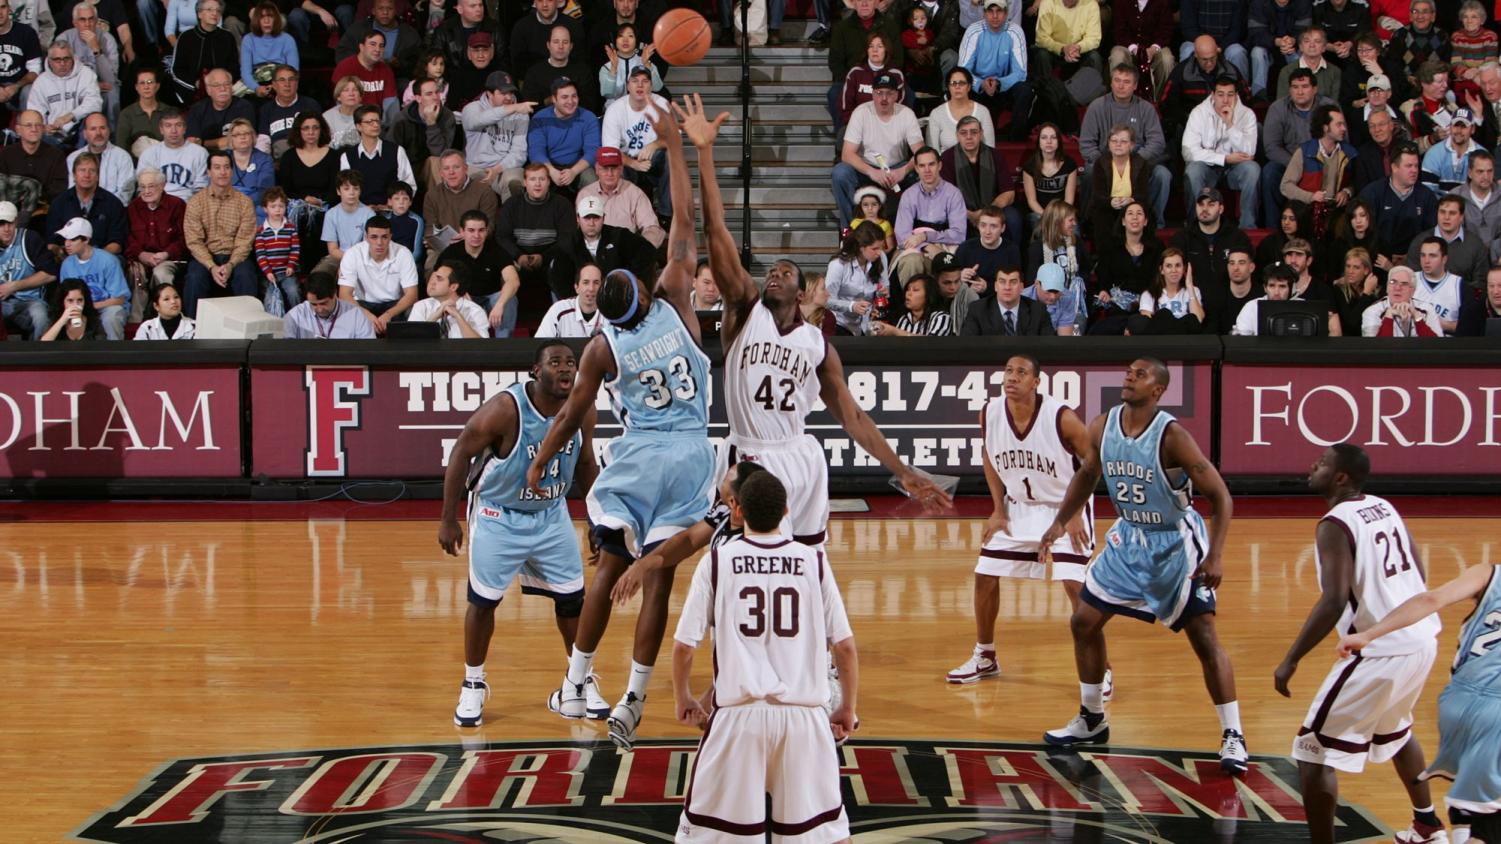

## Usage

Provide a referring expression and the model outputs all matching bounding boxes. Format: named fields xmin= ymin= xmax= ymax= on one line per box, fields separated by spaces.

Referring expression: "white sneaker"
xmin=1102 ymin=668 xmax=1114 ymax=703
xmin=1044 ymin=707 xmax=1110 ymax=746
xmin=946 ymin=646 xmax=1001 ymax=684
xmin=547 ymin=676 xmax=587 ymax=720
xmin=1219 ymin=728 xmax=1250 ymax=775
xmin=1395 ymin=823 xmax=1451 ymax=843
xmin=454 ymin=678 xmax=489 ymax=727
xmin=608 ymin=692 xmax=644 ymax=750
xmin=584 ymin=674 xmax=610 ymax=720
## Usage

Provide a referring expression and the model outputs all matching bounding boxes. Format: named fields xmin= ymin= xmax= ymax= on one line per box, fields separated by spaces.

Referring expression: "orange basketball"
xmin=653 ymin=8 xmax=712 ymax=66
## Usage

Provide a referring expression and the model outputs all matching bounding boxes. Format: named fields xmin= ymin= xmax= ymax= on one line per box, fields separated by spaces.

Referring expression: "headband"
xmin=606 ymin=270 xmax=641 ymax=325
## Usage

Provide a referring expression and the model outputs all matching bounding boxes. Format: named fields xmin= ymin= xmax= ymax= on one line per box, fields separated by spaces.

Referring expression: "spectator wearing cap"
xmin=547 ymin=193 xmax=654 ymax=301
xmin=339 ymin=104 xmax=416 ymax=209
xmin=332 ymin=30 xmax=399 ymax=113
xmin=496 ymin=162 xmax=577 ymax=323
xmin=575 ymin=146 xmax=666 ymax=247
xmin=931 ymin=251 xmax=978 ymax=327
xmin=0 ymin=200 xmax=58 ymax=341
xmin=1023 ymin=262 xmax=1085 ymax=335
xmin=959 ymin=263 xmax=1055 ymax=335
xmin=423 ymin=151 xmax=500 ymax=261
xmin=1357 ymin=142 xmax=1437 ymax=264
xmin=183 ymin=151 xmax=259 ymax=319
xmin=46 ymin=152 xmax=128 ymax=258
xmin=511 ymin=0 xmax=583 ymax=83
xmin=601 ymin=68 xmax=674 ymax=217
xmin=449 ymin=31 xmax=504 ymax=108
xmin=436 ymin=208 xmax=519 ymax=335
xmin=1280 ymin=236 xmax=1339 ymax=317
xmin=851 ymin=185 xmax=895 ymax=249
xmin=528 ymin=78 xmax=601 ymax=192
xmin=1182 ymin=77 xmax=1261 ymax=228
xmin=460 ymin=71 xmax=534 ymax=200
xmin=56 ymin=216 xmax=129 ymax=339
xmin=833 ymin=71 xmax=924 ymax=226
xmin=1345 ymin=72 xmax=1404 ymax=149
xmin=1170 ymin=186 xmax=1253 ymax=321
xmin=956 ymin=0 xmax=1032 ymax=142
xmin=870 ymin=272 xmax=955 ymax=335
xmin=1420 ymin=107 xmax=1486 ymax=191
xmin=389 ymin=74 xmax=464 ymax=190
xmin=523 ymin=24 xmax=599 ymax=112
xmin=430 ymin=0 xmax=507 ymax=83
xmin=1404 ymin=193 xmax=1488 ymax=289
xmin=1361 ymin=265 xmax=1443 ymax=335
xmin=1279 ymin=104 xmax=1356 ymax=219
xmin=890 ymin=147 xmax=966 ymax=286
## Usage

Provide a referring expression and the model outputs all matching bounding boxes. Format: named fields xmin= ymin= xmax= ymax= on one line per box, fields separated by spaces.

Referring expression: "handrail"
xmin=738 ymin=0 xmax=753 ymax=270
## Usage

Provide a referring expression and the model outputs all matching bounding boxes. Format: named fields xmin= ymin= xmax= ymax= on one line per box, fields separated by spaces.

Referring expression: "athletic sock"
xmin=1080 ymin=682 xmax=1105 ymax=715
xmin=1215 ymin=701 xmax=1242 ymax=733
xmin=465 ymin=663 xmax=485 ymax=684
xmin=1413 ymin=805 xmax=1442 ymax=828
xmin=627 ymin=660 xmax=653 ymax=699
xmin=566 ymin=648 xmax=595 ymax=687
xmin=977 ymin=642 xmax=995 ymax=654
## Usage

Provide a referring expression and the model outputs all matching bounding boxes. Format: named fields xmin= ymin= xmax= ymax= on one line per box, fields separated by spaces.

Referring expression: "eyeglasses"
xmin=49 ymin=55 xmax=74 ymax=63
xmin=359 ymin=117 xmax=381 ymax=125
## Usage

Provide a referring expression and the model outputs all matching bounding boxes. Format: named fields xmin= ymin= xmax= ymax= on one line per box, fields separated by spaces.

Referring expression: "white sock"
xmin=465 ymin=663 xmax=485 ymax=683
xmin=627 ymin=660 xmax=653 ymax=699
xmin=566 ymin=647 xmax=595 ymax=687
xmin=1450 ymin=826 xmax=1471 ymax=844
xmin=1215 ymin=701 xmax=1242 ymax=733
xmin=1080 ymin=682 xmax=1105 ymax=714
xmin=977 ymin=642 xmax=995 ymax=653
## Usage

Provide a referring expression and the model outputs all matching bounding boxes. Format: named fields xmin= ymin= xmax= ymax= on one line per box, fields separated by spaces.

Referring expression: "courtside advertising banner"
xmin=0 ymin=366 xmax=242 ymax=478
xmin=251 ymin=361 xmax=1213 ymax=480
xmin=1220 ymin=364 xmax=1501 ymax=475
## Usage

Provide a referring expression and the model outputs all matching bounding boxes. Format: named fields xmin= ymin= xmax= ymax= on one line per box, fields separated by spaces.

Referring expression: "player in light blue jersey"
xmin=1341 ymin=561 xmax=1501 ymax=844
xmin=1038 ymin=358 xmax=1247 ymax=774
xmin=527 ymin=101 xmax=715 ymax=750
xmin=438 ymin=341 xmax=600 ymax=729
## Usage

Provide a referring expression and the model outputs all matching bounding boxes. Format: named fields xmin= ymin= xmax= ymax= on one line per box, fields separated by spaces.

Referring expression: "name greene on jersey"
xmin=993 ymin=449 xmax=1059 ymax=478
xmin=731 ymin=554 xmax=806 ymax=575
xmin=620 ymin=329 xmax=685 ymax=371
xmin=737 ymin=340 xmax=814 ymax=384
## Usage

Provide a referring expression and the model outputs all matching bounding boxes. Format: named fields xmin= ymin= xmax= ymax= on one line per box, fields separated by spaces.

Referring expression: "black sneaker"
xmin=807 ymin=25 xmax=831 ymax=44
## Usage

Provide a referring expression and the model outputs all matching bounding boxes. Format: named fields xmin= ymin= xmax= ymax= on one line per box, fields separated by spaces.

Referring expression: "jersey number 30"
xmin=739 ymin=586 xmax=800 ymax=637
xmin=639 ymin=355 xmax=698 ymax=409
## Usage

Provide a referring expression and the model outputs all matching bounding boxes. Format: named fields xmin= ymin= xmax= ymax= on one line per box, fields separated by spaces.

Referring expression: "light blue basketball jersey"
xmin=599 ymin=299 xmax=711 ymax=434
xmin=1452 ymin=565 xmax=1501 ymax=687
xmin=1100 ymin=405 xmax=1192 ymax=530
xmin=470 ymin=382 xmax=582 ymax=512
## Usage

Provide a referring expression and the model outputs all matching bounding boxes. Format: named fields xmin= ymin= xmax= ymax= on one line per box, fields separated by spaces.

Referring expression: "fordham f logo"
xmin=304 ymin=367 xmax=371 ymax=477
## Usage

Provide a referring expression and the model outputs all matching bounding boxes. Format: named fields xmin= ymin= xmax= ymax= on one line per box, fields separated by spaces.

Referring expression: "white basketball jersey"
xmin=1318 ymin=495 xmax=1441 ymax=657
xmin=673 ymin=534 xmax=853 ymax=708
xmin=724 ymin=301 xmax=827 ymax=441
xmin=982 ymin=393 xmax=1080 ymax=507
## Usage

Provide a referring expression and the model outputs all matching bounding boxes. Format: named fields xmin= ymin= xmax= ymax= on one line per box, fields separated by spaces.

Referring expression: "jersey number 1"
xmin=739 ymin=586 xmax=800 ymax=637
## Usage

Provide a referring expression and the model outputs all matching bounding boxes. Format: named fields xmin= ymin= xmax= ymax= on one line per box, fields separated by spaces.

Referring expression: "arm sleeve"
xmin=821 ymin=559 xmax=854 ymax=644
xmin=1036 ymin=3 xmax=1065 ymax=52
xmin=672 ymin=554 xmax=715 ymax=648
xmin=1281 ymin=148 xmax=1314 ymax=201
xmin=1078 ymin=1 xmax=1102 ymax=53
xmin=1181 ymin=109 xmax=1220 ymax=164
xmin=1138 ymin=109 xmax=1167 ymax=163
xmin=229 ymin=203 xmax=257 ymax=266
xmin=184 ymin=199 xmax=216 ymax=267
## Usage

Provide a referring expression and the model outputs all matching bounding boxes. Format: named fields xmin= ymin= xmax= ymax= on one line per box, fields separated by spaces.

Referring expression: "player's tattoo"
xmin=1189 ymin=459 xmax=1212 ymax=475
xmin=670 ymin=239 xmax=691 ymax=262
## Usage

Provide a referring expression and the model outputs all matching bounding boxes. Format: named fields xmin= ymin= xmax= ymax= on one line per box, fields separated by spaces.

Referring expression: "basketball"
xmin=653 ymin=8 xmax=712 ymax=66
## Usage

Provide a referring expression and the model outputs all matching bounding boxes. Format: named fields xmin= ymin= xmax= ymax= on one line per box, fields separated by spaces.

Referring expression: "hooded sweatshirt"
xmin=460 ymin=97 xmax=529 ymax=170
xmin=25 ymin=60 xmax=100 ymax=134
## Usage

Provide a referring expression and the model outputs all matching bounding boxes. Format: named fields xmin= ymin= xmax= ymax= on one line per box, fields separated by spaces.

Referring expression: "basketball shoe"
xmin=584 ymin=674 xmax=610 ymax=720
xmin=1219 ymin=729 xmax=1250 ymax=775
xmin=548 ymin=677 xmax=587 ymax=719
xmin=1394 ymin=821 xmax=1451 ymax=843
xmin=608 ymin=692 xmax=645 ymax=750
xmin=454 ymin=678 xmax=490 ymax=727
xmin=946 ymin=646 xmax=1001 ymax=684
xmin=1102 ymin=668 xmax=1114 ymax=703
xmin=1044 ymin=707 xmax=1110 ymax=745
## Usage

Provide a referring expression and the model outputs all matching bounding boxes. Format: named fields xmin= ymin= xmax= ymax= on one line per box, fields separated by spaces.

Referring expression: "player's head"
xmin=531 ymin=341 xmax=578 ymax=400
xmin=762 ymin=259 xmax=805 ymax=308
xmin=598 ymin=268 xmax=651 ymax=329
xmin=1002 ymin=354 xmax=1041 ymax=399
xmin=719 ymin=460 xmax=768 ymax=523
xmin=1122 ymin=357 xmax=1170 ymax=406
xmin=735 ymin=470 xmax=788 ymax=534
xmin=1310 ymin=442 xmax=1370 ymax=495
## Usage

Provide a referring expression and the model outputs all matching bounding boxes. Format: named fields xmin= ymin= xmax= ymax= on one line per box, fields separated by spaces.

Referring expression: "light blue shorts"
xmin=586 ymin=431 xmax=714 ymax=558
xmin=467 ymin=500 xmax=584 ymax=607
xmin=1082 ymin=512 xmax=1215 ymax=632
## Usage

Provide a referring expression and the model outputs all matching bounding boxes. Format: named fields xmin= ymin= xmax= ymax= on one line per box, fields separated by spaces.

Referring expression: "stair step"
xmin=665 ymin=64 xmax=833 ymax=84
xmin=721 ymin=207 xmax=841 ymax=226
xmin=713 ymin=122 xmax=838 ymax=143
xmin=714 ymin=185 xmax=834 ymax=205
xmin=703 ymin=45 xmax=828 ymax=62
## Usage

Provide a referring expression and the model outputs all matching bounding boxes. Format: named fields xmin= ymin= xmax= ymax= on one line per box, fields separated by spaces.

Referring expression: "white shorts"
xmin=975 ymin=497 xmax=1094 ymax=582
xmin=1291 ymin=641 xmax=1437 ymax=773
xmin=715 ymin=433 xmax=830 ymax=545
xmin=676 ymin=703 xmax=849 ymax=844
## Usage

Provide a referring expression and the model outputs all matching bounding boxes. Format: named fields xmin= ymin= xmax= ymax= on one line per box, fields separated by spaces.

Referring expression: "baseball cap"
xmin=982 ymin=0 xmax=1005 ymax=9
xmin=1282 ymin=237 xmax=1312 ymax=256
xmin=1196 ymin=186 xmax=1223 ymax=204
xmin=1365 ymin=73 xmax=1391 ymax=91
xmin=1453 ymin=107 xmax=1476 ymax=126
xmin=931 ymin=252 xmax=961 ymax=274
xmin=0 ymin=201 xmax=16 ymax=223
xmin=576 ymin=195 xmax=606 ymax=217
xmin=466 ymin=31 xmax=493 ymax=49
xmin=57 ymin=217 xmax=93 ymax=241
xmin=485 ymin=70 xmax=517 ymax=93
xmin=1037 ymin=264 xmax=1066 ymax=293
xmin=596 ymin=146 xmax=623 ymax=167
xmin=872 ymin=71 xmax=899 ymax=91
xmin=628 ymin=65 xmax=652 ymax=80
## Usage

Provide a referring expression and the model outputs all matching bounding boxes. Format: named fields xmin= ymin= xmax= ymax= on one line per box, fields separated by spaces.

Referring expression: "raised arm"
xmin=438 ymin=392 xmax=517 ymax=556
xmin=527 ymin=336 xmax=612 ymax=492
xmin=645 ymin=101 xmax=698 ymax=327
xmin=678 ymin=94 xmax=756 ymax=330
xmin=611 ymin=519 xmax=715 ymax=605
xmin=572 ymin=401 xmax=600 ymax=499
xmin=1273 ymin=518 xmax=1356 ymax=696
xmin=1038 ymin=412 xmax=1106 ymax=560
xmin=1162 ymin=421 xmax=1233 ymax=589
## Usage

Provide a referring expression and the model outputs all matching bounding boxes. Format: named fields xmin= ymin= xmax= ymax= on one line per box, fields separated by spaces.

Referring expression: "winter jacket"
xmin=1182 ymin=96 xmax=1259 ymax=165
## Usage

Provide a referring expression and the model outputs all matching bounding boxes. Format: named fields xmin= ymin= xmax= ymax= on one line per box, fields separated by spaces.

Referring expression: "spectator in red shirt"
xmin=332 ymin=29 xmax=397 ymax=115
xmin=125 ymin=167 xmax=188 ymax=308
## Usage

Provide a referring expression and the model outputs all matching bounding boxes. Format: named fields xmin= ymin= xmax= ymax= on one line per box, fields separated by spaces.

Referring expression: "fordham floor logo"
xmin=72 ymin=738 xmax=1389 ymax=842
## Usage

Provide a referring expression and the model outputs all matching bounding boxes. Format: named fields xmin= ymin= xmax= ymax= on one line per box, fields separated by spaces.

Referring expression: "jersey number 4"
xmin=639 ymin=355 xmax=698 ymax=409
xmin=754 ymin=375 xmax=796 ymax=411
xmin=739 ymin=586 xmax=800 ymax=637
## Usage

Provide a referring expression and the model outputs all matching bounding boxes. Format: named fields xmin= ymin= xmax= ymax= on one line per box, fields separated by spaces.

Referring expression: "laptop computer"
xmin=384 ymin=320 xmax=442 ymax=340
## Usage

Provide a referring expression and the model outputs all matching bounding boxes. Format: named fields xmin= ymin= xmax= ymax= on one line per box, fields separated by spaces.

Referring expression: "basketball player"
xmin=526 ymin=102 xmax=712 ymax=750
xmin=672 ymin=471 xmax=858 ymax=844
xmin=677 ymin=92 xmax=953 ymax=548
xmin=948 ymin=354 xmax=1109 ymax=689
xmin=1037 ymin=358 xmax=1248 ymax=774
xmin=438 ymin=341 xmax=601 ymax=727
xmin=1274 ymin=444 xmax=1447 ymax=844
xmin=1340 ymin=556 xmax=1501 ymax=844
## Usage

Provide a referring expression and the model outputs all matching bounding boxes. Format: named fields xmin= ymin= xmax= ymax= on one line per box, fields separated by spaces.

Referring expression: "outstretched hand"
xmin=646 ymin=97 xmax=683 ymax=149
xmin=673 ymin=92 xmax=730 ymax=149
xmin=898 ymin=469 xmax=954 ymax=513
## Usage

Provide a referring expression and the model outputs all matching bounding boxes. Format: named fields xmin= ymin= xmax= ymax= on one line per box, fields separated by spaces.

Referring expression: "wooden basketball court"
xmin=4 ymin=502 xmax=1495 ymax=841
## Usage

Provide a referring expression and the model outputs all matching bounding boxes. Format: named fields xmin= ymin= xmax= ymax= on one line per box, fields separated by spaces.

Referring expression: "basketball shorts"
xmin=587 ymin=431 xmax=714 ymax=558
xmin=677 ymin=703 xmax=849 ymax=844
xmin=1292 ymin=642 xmax=1436 ymax=773
xmin=1423 ymin=675 xmax=1501 ymax=813
xmin=715 ymin=433 xmax=829 ymax=545
xmin=1081 ymin=511 xmax=1214 ymax=631
xmin=976 ymin=497 xmax=1094 ymax=582
xmin=467 ymin=501 xmax=584 ymax=608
